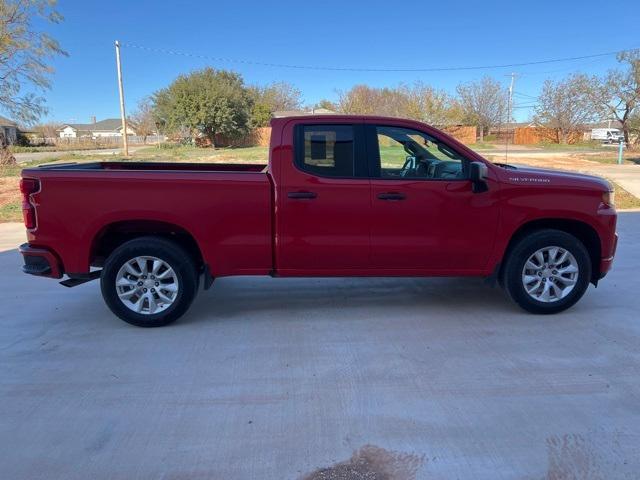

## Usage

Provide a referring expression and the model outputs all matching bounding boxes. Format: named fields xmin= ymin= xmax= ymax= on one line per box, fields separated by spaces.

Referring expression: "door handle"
xmin=288 ymin=191 xmax=317 ymax=199
xmin=377 ymin=192 xmax=406 ymax=201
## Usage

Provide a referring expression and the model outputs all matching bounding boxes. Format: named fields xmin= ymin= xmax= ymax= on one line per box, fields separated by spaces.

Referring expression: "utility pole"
xmin=505 ymin=72 xmax=518 ymax=161
xmin=115 ymin=40 xmax=129 ymax=156
xmin=507 ymin=72 xmax=516 ymax=124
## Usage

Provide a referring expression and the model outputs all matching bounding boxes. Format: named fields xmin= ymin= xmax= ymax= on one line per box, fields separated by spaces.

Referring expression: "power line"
xmin=120 ymin=42 xmax=638 ymax=73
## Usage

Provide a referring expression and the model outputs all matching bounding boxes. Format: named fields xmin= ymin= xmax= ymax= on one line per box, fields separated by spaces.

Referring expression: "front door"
xmin=367 ymin=123 xmax=500 ymax=273
xmin=276 ymin=122 xmax=371 ymax=274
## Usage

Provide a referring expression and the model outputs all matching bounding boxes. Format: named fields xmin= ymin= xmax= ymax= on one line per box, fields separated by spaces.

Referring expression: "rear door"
xmin=276 ymin=121 xmax=371 ymax=274
xmin=366 ymin=122 xmax=500 ymax=273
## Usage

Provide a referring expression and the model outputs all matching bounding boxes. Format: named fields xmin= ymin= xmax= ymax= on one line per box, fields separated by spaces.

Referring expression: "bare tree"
xmin=131 ymin=97 xmax=156 ymax=143
xmin=534 ymin=74 xmax=597 ymax=144
xmin=337 ymin=85 xmax=383 ymax=115
xmin=0 ymin=0 xmax=67 ymax=124
xmin=456 ymin=76 xmax=507 ymax=141
xmin=249 ymin=81 xmax=303 ymax=126
xmin=629 ymin=110 xmax=640 ymax=146
xmin=588 ymin=50 xmax=640 ymax=145
xmin=32 ymin=121 xmax=62 ymax=143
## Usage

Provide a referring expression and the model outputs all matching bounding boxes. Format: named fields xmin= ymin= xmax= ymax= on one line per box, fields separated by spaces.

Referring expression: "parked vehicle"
xmin=20 ymin=115 xmax=618 ymax=327
xmin=591 ymin=128 xmax=624 ymax=144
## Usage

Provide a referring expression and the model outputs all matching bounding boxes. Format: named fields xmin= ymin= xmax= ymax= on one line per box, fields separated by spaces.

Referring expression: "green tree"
xmin=534 ymin=74 xmax=597 ymax=144
xmin=313 ymin=99 xmax=337 ymax=111
xmin=456 ymin=76 xmax=507 ymax=141
xmin=153 ymin=68 xmax=252 ymax=146
xmin=0 ymin=0 xmax=67 ymax=125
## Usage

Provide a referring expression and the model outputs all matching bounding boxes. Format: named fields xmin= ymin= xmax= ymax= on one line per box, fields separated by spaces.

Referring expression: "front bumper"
xmin=598 ymin=233 xmax=618 ymax=279
xmin=19 ymin=243 xmax=63 ymax=279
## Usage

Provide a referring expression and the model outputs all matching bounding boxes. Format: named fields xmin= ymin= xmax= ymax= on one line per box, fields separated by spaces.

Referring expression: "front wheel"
xmin=503 ymin=229 xmax=591 ymax=314
xmin=100 ymin=236 xmax=198 ymax=327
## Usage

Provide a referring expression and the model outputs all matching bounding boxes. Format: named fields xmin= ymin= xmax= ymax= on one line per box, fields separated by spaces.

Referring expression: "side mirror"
xmin=469 ymin=161 xmax=489 ymax=193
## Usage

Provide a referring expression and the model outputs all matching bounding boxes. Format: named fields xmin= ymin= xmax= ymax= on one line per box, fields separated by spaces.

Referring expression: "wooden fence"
xmin=440 ymin=125 xmax=477 ymax=145
xmin=514 ymin=127 xmax=583 ymax=145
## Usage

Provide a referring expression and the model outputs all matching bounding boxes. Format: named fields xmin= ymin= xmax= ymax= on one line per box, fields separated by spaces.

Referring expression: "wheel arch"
xmin=89 ymin=220 xmax=205 ymax=271
xmin=500 ymin=218 xmax=601 ymax=283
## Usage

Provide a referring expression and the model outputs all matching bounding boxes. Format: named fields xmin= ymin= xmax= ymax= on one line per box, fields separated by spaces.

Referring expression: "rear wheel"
xmin=503 ymin=229 xmax=591 ymax=314
xmin=100 ymin=236 xmax=198 ymax=327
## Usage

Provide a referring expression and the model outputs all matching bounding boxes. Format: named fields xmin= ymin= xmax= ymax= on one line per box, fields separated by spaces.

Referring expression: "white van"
xmin=591 ymin=128 xmax=624 ymax=144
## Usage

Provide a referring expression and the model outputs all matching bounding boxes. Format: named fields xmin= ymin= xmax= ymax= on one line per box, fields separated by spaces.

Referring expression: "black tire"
xmin=100 ymin=236 xmax=198 ymax=327
xmin=502 ymin=229 xmax=591 ymax=314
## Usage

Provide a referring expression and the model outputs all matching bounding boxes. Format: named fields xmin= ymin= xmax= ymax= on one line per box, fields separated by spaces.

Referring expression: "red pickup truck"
xmin=19 ymin=115 xmax=618 ymax=327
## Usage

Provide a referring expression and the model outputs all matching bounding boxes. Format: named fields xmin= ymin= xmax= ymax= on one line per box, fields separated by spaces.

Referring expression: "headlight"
xmin=602 ymin=189 xmax=615 ymax=207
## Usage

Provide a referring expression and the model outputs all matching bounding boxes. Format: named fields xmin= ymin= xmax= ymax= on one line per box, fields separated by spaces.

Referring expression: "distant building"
xmin=58 ymin=118 xmax=137 ymax=139
xmin=0 ymin=115 xmax=18 ymax=145
xmin=273 ymin=108 xmax=335 ymax=118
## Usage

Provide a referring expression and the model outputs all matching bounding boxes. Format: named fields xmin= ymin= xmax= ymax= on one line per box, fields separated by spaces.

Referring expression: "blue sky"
xmin=24 ymin=0 xmax=640 ymax=124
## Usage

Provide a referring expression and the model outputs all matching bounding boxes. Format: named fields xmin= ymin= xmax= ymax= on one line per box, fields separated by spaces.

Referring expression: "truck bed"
xmin=22 ymin=161 xmax=273 ymax=276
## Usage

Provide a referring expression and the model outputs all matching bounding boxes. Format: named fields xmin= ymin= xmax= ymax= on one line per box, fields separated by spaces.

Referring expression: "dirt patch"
xmin=0 ymin=177 xmax=20 ymax=206
xmin=300 ymin=445 xmax=424 ymax=480
xmin=545 ymin=434 xmax=605 ymax=480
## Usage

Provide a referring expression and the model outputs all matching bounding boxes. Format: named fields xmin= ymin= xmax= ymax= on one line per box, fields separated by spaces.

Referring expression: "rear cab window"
xmin=294 ymin=124 xmax=369 ymax=178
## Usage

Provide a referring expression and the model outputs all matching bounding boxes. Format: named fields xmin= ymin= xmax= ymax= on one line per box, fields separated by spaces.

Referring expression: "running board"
xmin=60 ymin=270 xmax=101 ymax=288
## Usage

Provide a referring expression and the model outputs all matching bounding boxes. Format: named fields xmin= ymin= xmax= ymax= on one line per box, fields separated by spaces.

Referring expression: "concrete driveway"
xmin=1 ymin=215 xmax=639 ymax=479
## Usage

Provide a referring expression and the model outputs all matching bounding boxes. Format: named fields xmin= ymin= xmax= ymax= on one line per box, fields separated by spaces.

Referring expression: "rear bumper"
xmin=19 ymin=243 xmax=63 ymax=279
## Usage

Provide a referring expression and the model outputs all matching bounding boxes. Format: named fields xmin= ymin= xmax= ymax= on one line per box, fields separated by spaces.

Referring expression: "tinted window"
xmin=297 ymin=125 xmax=355 ymax=177
xmin=376 ymin=126 xmax=466 ymax=180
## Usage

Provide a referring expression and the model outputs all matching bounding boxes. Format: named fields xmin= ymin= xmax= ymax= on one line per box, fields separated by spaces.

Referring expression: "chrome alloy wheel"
xmin=521 ymin=246 xmax=579 ymax=303
xmin=115 ymin=256 xmax=179 ymax=314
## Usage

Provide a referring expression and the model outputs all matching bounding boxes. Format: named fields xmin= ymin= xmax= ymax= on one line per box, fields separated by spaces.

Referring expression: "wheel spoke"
xmin=118 ymin=288 xmax=137 ymax=299
xmin=554 ymin=275 xmax=577 ymax=286
xmin=161 ymin=283 xmax=178 ymax=293
xmin=548 ymin=247 xmax=559 ymax=264
xmin=525 ymin=260 xmax=539 ymax=271
xmin=116 ymin=277 xmax=137 ymax=287
xmin=146 ymin=293 xmax=158 ymax=314
xmin=136 ymin=258 xmax=148 ymax=275
xmin=151 ymin=260 xmax=162 ymax=274
xmin=534 ymin=251 xmax=545 ymax=265
xmin=556 ymin=250 xmax=568 ymax=265
xmin=156 ymin=268 xmax=175 ymax=280
xmin=156 ymin=290 xmax=173 ymax=303
xmin=133 ymin=296 xmax=144 ymax=313
xmin=558 ymin=264 xmax=578 ymax=274
xmin=124 ymin=262 xmax=139 ymax=276
xmin=526 ymin=279 xmax=542 ymax=293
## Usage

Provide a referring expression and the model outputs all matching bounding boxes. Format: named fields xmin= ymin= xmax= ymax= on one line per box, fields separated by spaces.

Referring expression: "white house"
xmin=0 ymin=115 xmax=18 ymax=145
xmin=58 ymin=118 xmax=137 ymax=139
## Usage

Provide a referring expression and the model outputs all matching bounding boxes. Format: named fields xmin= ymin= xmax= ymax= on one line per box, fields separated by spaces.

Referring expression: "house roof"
xmin=587 ymin=120 xmax=624 ymax=129
xmin=273 ymin=109 xmax=335 ymax=118
xmin=0 ymin=115 xmax=17 ymax=127
xmin=59 ymin=118 xmax=125 ymax=132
